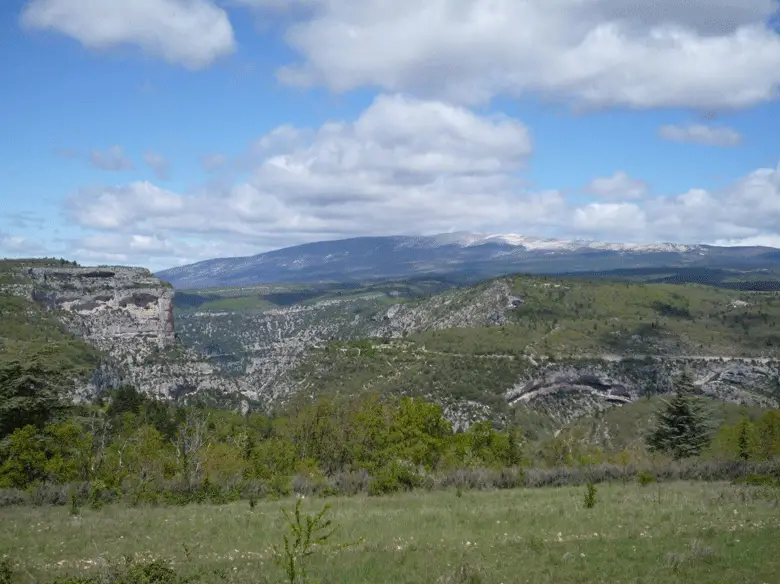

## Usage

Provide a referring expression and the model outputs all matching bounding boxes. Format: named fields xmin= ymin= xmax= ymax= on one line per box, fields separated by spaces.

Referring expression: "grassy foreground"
xmin=2 ymin=482 xmax=779 ymax=583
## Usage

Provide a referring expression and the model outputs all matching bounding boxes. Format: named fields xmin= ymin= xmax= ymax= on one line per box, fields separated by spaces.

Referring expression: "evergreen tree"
xmin=0 ymin=359 xmax=65 ymax=440
xmin=646 ymin=372 xmax=712 ymax=459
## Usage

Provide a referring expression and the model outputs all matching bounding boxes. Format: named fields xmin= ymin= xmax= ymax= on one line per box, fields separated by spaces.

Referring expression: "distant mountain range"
xmin=155 ymin=232 xmax=780 ymax=289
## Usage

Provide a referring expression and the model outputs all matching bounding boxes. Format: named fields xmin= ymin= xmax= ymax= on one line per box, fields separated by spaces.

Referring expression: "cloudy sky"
xmin=2 ymin=0 xmax=780 ymax=271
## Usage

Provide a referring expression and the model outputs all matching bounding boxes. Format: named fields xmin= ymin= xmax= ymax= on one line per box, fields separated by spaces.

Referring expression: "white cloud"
xmin=259 ymin=0 xmax=780 ymax=109
xmin=714 ymin=235 xmax=780 ymax=248
xmin=585 ymin=171 xmax=648 ymax=199
xmin=21 ymin=0 xmax=236 ymax=69
xmin=0 ymin=233 xmax=49 ymax=256
xmin=64 ymin=95 xmax=544 ymax=260
xmin=56 ymin=95 xmax=780 ymax=268
xmin=67 ymin=181 xmax=185 ymax=229
xmin=573 ymin=203 xmax=647 ymax=235
xmin=144 ymin=151 xmax=171 ymax=180
xmin=89 ymin=145 xmax=134 ymax=171
xmin=659 ymin=124 xmax=743 ymax=146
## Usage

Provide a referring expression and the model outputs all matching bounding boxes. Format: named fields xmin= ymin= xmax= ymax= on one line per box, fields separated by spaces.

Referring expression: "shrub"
xmin=292 ymin=473 xmax=341 ymax=498
xmin=240 ymin=478 xmax=269 ymax=501
xmin=369 ymin=462 xmax=422 ymax=495
xmin=331 ymin=470 xmax=372 ymax=496
xmin=0 ymin=489 xmax=27 ymax=507
xmin=0 ymin=558 xmax=14 ymax=584
xmin=638 ymin=471 xmax=656 ymax=486
xmin=69 ymin=491 xmax=80 ymax=516
xmin=583 ymin=482 xmax=597 ymax=509
xmin=268 ymin=475 xmax=292 ymax=498
xmin=30 ymin=483 xmax=69 ymax=506
xmin=439 ymin=468 xmax=492 ymax=490
xmin=274 ymin=499 xmax=361 ymax=584
xmin=734 ymin=474 xmax=780 ymax=487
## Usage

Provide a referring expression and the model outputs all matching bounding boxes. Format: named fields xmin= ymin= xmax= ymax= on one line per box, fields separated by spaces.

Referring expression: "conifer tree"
xmin=0 ymin=359 xmax=65 ymax=440
xmin=646 ymin=372 xmax=712 ymax=459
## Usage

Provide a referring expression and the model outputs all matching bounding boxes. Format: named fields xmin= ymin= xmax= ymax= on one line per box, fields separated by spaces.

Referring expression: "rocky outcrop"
xmin=507 ymin=357 xmax=780 ymax=425
xmin=26 ymin=266 xmax=175 ymax=350
xmin=11 ymin=265 xmax=249 ymax=404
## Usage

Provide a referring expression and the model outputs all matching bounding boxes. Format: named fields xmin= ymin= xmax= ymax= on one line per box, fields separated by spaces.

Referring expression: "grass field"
xmin=2 ymin=482 xmax=779 ymax=583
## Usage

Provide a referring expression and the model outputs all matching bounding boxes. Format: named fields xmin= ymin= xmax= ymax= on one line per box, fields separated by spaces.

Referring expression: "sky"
xmin=2 ymin=0 xmax=780 ymax=272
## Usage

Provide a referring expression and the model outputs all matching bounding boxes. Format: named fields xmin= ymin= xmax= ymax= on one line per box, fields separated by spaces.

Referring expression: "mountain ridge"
xmin=156 ymin=232 xmax=778 ymax=289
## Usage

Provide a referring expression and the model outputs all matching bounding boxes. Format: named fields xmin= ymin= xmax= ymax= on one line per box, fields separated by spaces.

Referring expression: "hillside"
xmin=0 ymin=260 xmax=101 ymax=387
xmin=155 ymin=232 xmax=780 ymax=289
xmin=4 ymin=257 xmax=780 ymax=434
xmin=175 ymin=273 xmax=780 ymax=426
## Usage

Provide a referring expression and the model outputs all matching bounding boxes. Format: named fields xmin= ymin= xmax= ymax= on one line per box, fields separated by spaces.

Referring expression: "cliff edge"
xmin=2 ymin=262 xmax=248 ymax=405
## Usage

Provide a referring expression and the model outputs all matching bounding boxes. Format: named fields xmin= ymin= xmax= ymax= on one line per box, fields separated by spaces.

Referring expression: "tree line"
xmin=1 ymin=362 xmax=779 ymax=503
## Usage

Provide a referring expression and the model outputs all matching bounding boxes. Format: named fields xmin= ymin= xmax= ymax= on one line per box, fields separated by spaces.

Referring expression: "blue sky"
xmin=2 ymin=0 xmax=780 ymax=271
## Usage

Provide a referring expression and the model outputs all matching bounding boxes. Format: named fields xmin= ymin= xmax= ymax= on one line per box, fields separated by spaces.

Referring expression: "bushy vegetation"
xmin=0 ymin=281 xmax=101 ymax=440
xmin=455 ymin=276 xmax=780 ymax=356
xmin=1 ymin=381 xmax=778 ymax=508
xmin=0 ymin=386 xmax=526 ymax=501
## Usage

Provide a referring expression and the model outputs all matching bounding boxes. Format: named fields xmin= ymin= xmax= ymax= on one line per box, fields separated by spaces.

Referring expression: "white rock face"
xmin=27 ymin=266 xmax=176 ymax=350
xmin=18 ymin=265 xmax=247 ymax=403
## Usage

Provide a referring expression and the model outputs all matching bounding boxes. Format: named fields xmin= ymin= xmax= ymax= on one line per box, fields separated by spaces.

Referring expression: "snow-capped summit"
xmin=399 ymin=232 xmax=700 ymax=253
xmin=156 ymin=232 xmax=774 ymax=289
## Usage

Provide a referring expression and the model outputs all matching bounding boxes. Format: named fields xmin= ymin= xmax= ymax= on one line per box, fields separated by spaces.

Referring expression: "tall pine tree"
xmin=646 ymin=372 xmax=712 ymax=459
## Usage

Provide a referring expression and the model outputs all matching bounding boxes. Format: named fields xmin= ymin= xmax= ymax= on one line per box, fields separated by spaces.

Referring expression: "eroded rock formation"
xmin=17 ymin=265 xmax=249 ymax=405
xmin=26 ymin=266 xmax=175 ymax=350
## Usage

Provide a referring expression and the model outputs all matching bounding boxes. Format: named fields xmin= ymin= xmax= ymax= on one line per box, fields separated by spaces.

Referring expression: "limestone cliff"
xmin=26 ymin=266 xmax=176 ymax=351
xmin=12 ymin=265 xmax=248 ymax=404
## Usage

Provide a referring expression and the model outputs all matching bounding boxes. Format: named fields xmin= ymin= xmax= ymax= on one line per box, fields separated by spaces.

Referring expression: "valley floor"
xmin=2 ymin=481 xmax=779 ymax=583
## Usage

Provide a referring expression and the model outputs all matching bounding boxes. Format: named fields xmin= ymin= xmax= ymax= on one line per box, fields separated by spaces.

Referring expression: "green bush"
xmin=369 ymin=461 xmax=422 ymax=495
xmin=584 ymin=482 xmax=597 ymax=509
xmin=734 ymin=474 xmax=780 ymax=487
xmin=0 ymin=558 xmax=14 ymax=584
xmin=638 ymin=471 xmax=656 ymax=486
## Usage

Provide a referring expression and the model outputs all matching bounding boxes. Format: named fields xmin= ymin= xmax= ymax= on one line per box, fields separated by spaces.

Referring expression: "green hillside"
xmin=0 ymin=260 xmax=99 ymax=378
xmin=173 ymin=278 xmax=460 ymax=314
xmin=283 ymin=275 xmax=780 ymax=422
xmin=420 ymin=276 xmax=780 ymax=357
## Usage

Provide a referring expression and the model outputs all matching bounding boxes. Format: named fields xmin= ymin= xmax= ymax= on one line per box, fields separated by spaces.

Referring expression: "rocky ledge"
xmin=26 ymin=266 xmax=175 ymax=351
xmin=13 ymin=265 xmax=249 ymax=405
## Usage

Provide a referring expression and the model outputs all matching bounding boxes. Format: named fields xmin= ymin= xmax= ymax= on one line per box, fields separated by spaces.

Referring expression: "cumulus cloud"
xmin=0 ymin=233 xmax=49 ymax=256
xmin=658 ymin=124 xmax=744 ymax=146
xmin=572 ymin=203 xmax=647 ymax=236
xmin=59 ymin=94 xmax=780 ymax=268
xmin=67 ymin=182 xmax=185 ymax=229
xmin=21 ymin=0 xmax=236 ymax=69
xmin=585 ymin=171 xmax=648 ymax=200
xmin=64 ymin=95 xmax=544 ymax=257
xmin=144 ymin=151 xmax=171 ymax=180
xmin=255 ymin=0 xmax=780 ymax=109
xmin=89 ymin=145 xmax=134 ymax=171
